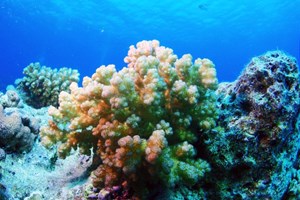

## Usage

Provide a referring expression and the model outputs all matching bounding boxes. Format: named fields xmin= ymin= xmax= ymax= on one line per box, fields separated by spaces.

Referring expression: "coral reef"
xmin=0 ymin=141 xmax=93 ymax=200
xmin=0 ymin=86 xmax=92 ymax=200
xmin=287 ymin=117 xmax=300 ymax=199
xmin=15 ymin=62 xmax=80 ymax=108
xmin=203 ymin=51 xmax=300 ymax=199
xmin=0 ymin=89 xmax=23 ymax=108
xmin=289 ymin=166 xmax=300 ymax=198
xmin=0 ymin=105 xmax=37 ymax=153
xmin=40 ymin=40 xmax=218 ymax=198
xmin=1 ymin=41 xmax=298 ymax=200
xmin=0 ymin=89 xmax=47 ymax=153
xmin=0 ymin=183 xmax=8 ymax=200
xmin=0 ymin=148 xmax=5 ymax=161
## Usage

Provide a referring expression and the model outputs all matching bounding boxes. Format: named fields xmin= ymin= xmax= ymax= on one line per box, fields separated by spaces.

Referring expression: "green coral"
xmin=40 ymin=40 xmax=218 ymax=198
xmin=156 ymin=142 xmax=210 ymax=188
xmin=16 ymin=62 xmax=79 ymax=108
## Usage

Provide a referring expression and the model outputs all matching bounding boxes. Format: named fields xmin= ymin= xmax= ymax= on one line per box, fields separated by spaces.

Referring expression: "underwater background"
xmin=0 ymin=0 xmax=299 ymax=90
xmin=1 ymin=1 xmax=300 ymax=200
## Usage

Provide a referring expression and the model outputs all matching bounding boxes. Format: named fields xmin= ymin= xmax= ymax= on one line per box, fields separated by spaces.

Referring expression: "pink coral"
xmin=40 ymin=40 xmax=217 ymax=197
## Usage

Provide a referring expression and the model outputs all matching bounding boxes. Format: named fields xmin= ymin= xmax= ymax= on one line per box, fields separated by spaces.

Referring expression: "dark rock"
xmin=0 ymin=148 xmax=5 ymax=161
xmin=0 ymin=183 xmax=8 ymax=200
xmin=204 ymin=51 xmax=300 ymax=199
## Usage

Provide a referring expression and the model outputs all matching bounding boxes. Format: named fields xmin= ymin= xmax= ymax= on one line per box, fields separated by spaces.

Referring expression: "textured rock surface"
xmin=0 ymin=143 xmax=92 ymax=200
xmin=0 ymin=89 xmax=23 ymax=108
xmin=0 ymin=148 xmax=5 ymax=161
xmin=0 ymin=105 xmax=36 ymax=152
xmin=203 ymin=51 xmax=300 ymax=199
xmin=0 ymin=103 xmax=47 ymax=153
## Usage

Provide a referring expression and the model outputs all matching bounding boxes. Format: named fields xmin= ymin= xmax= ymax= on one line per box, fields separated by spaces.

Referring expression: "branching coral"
xmin=40 ymin=40 xmax=218 ymax=197
xmin=15 ymin=62 xmax=80 ymax=108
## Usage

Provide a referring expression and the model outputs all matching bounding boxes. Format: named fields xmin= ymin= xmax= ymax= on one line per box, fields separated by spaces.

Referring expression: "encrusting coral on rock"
xmin=40 ymin=40 xmax=218 ymax=198
xmin=0 ymin=104 xmax=36 ymax=153
xmin=15 ymin=62 xmax=80 ymax=108
xmin=0 ymin=89 xmax=23 ymax=108
xmin=203 ymin=51 xmax=300 ymax=199
xmin=289 ymin=143 xmax=300 ymax=199
xmin=0 ymin=88 xmax=46 ymax=153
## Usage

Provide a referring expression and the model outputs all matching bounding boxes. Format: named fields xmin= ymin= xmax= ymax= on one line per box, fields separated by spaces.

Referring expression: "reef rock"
xmin=0 ymin=104 xmax=46 ymax=153
xmin=0 ymin=148 xmax=5 ymax=161
xmin=204 ymin=51 xmax=300 ymax=199
xmin=0 ymin=89 xmax=23 ymax=108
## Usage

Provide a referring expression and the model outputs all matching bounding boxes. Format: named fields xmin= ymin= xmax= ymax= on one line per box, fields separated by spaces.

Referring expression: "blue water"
xmin=0 ymin=0 xmax=299 ymax=92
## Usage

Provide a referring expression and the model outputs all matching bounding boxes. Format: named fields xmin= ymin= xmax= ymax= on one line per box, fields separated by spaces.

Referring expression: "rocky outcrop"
xmin=204 ymin=51 xmax=300 ymax=199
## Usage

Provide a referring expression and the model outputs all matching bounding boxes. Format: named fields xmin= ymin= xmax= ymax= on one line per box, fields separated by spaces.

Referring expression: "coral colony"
xmin=0 ymin=40 xmax=299 ymax=199
xmin=40 ymin=40 xmax=217 ymax=198
xmin=16 ymin=63 xmax=79 ymax=108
